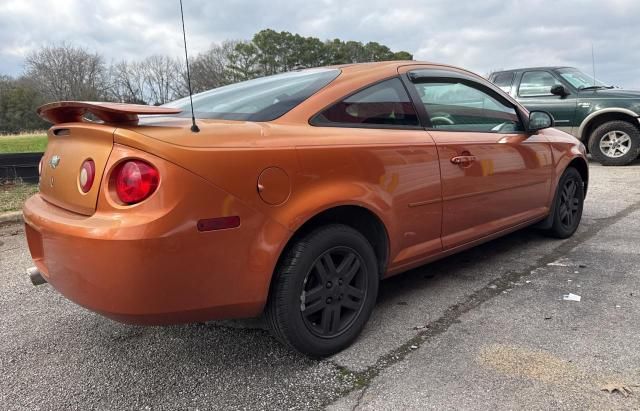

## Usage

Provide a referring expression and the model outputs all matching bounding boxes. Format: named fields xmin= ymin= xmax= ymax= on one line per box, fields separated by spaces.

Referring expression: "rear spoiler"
xmin=37 ymin=101 xmax=182 ymax=124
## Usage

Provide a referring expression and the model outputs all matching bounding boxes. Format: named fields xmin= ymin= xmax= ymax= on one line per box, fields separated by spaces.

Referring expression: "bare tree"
xmin=108 ymin=61 xmax=147 ymax=104
xmin=13 ymin=32 xmax=413 ymax=111
xmin=25 ymin=43 xmax=108 ymax=101
xmin=189 ymin=40 xmax=238 ymax=92
xmin=140 ymin=55 xmax=184 ymax=105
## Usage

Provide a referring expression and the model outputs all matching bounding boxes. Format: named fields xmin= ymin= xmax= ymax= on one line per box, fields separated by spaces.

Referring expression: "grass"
xmin=0 ymin=132 xmax=48 ymax=154
xmin=0 ymin=182 xmax=39 ymax=213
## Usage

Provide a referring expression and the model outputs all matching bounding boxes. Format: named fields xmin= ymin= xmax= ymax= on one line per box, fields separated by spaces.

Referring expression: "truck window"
xmin=492 ymin=72 xmax=515 ymax=93
xmin=518 ymin=71 xmax=562 ymax=97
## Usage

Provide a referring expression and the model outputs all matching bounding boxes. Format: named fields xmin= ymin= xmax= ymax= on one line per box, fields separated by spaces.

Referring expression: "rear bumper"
xmin=22 ymin=146 xmax=291 ymax=325
xmin=23 ymin=195 xmax=283 ymax=324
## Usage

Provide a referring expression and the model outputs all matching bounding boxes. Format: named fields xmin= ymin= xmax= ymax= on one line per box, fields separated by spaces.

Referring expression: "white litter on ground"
xmin=548 ymin=259 xmax=571 ymax=267
xmin=563 ymin=293 xmax=581 ymax=302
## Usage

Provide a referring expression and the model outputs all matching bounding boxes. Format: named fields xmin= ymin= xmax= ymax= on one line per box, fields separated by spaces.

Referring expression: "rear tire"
xmin=588 ymin=120 xmax=640 ymax=166
xmin=544 ymin=167 xmax=585 ymax=239
xmin=266 ymin=224 xmax=378 ymax=358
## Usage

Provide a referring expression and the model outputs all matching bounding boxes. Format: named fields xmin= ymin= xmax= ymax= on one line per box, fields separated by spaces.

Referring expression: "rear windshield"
xmin=164 ymin=68 xmax=340 ymax=121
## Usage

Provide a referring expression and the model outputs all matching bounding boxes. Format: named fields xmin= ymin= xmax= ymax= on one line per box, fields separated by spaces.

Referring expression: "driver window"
xmin=410 ymin=80 xmax=523 ymax=133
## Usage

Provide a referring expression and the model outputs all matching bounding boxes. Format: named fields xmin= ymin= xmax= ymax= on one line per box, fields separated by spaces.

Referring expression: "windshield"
xmin=164 ymin=68 xmax=340 ymax=121
xmin=556 ymin=68 xmax=611 ymax=89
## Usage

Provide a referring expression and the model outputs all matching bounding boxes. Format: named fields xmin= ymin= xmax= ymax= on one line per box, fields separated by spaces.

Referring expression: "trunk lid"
xmin=39 ymin=124 xmax=115 ymax=215
xmin=37 ymin=101 xmax=182 ymax=215
xmin=131 ymin=116 xmax=266 ymax=148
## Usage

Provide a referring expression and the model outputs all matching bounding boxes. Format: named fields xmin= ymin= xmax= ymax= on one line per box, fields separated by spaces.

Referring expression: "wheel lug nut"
xmin=326 ymin=281 xmax=332 ymax=288
xmin=326 ymin=297 xmax=332 ymax=304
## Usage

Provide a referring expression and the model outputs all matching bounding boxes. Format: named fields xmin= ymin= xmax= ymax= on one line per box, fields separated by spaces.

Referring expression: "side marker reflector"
xmin=197 ymin=216 xmax=240 ymax=232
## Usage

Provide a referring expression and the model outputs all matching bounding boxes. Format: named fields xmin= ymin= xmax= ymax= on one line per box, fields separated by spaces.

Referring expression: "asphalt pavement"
xmin=1 ymin=160 xmax=639 ymax=410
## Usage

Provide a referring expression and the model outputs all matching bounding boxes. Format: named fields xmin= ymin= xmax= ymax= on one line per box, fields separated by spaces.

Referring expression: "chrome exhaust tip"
xmin=27 ymin=266 xmax=47 ymax=286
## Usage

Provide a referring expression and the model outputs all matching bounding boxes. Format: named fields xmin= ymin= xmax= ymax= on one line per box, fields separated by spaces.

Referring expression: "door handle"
xmin=450 ymin=155 xmax=478 ymax=165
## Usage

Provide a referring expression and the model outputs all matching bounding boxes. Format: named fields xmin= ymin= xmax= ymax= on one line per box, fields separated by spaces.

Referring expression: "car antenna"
xmin=591 ymin=43 xmax=596 ymax=87
xmin=179 ymin=0 xmax=199 ymax=133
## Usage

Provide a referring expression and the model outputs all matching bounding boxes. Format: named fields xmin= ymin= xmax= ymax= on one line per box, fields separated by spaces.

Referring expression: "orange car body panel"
xmin=23 ymin=62 xmax=587 ymax=324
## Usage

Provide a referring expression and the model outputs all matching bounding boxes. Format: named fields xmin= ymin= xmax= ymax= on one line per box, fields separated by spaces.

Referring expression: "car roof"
xmin=328 ymin=60 xmax=479 ymax=72
xmin=324 ymin=60 xmax=486 ymax=81
xmin=492 ymin=66 xmax=575 ymax=75
xmin=279 ymin=60 xmax=526 ymax=124
xmin=329 ymin=60 xmax=432 ymax=72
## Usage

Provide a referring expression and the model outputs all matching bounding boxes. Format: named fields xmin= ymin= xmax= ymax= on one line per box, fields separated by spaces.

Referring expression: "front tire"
xmin=545 ymin=167 xmax=585 ymax=238
xmin=588 ymin=120 xmax=640 ymax=166
xmin=266 ymin=225 xmax=379 ymax=358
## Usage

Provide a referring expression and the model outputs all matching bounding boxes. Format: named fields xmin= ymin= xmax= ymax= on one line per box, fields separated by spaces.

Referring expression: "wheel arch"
xmin=567 ymin=156 xmax=589 ymax=196
xmin=537 ymin=155 xmax=589 ymax=230
xmin=274 ymin=204 xmax=390 ymax=281
xmin=579 ymin=108 xmax=640 ymax=142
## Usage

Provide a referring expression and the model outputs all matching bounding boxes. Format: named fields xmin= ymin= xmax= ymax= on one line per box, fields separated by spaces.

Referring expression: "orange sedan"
xmin=23 ymin=61 xmax=587 ymax=357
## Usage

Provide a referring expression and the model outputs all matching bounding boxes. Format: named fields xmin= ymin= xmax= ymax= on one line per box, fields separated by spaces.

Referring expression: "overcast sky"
xmin=1 ymin=0 xmax=639 ymax=88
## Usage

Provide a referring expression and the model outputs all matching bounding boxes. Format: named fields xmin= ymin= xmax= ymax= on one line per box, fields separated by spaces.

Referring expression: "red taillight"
xmin=114 ymin=160 xmax=159 ymax=204
xmin=79 ymin=159 xmax=95 ymax=193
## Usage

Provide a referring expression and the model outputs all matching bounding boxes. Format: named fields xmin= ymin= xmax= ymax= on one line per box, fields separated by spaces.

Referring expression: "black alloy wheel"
xmin=546 ymin=167 xmax=584 ymax=238
xmin=558 ymin=176 xmax=581 ymax=232
xmin=300 ymin=247 xmax=367 ymax=338
xmin=266 ymin=224 xmax=379 ymax=358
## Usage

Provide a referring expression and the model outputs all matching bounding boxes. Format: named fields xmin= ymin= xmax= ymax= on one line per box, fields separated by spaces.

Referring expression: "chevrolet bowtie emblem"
xmin=49 ymin=155 xmax=61 ymax=169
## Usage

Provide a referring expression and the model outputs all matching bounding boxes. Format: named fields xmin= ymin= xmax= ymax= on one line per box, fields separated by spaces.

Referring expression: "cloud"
xmin=1 ymin=0 xmax=639 ymax=87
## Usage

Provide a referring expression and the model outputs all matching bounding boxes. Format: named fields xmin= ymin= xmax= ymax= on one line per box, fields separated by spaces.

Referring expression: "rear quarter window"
xmin=311 ymin=78 xmax=420 ymax=128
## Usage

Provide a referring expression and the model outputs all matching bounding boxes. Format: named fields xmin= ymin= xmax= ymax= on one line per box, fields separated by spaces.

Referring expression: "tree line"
xmin=0 ymin=29 xmax=412 ymax=133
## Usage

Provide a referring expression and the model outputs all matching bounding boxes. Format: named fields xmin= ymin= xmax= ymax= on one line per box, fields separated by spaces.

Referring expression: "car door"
xmin=401 ymin=67 xmax=554 ymax=249
xmin=306 ymin=76 xmax=443 ymax=270
xmin=515 ymin=70 xmax=578 ymax=134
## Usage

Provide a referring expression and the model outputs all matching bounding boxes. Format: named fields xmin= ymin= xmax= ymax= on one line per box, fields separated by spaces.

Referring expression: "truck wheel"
xmin=588 ymin=120 xmax=640 ymax=166
xmin=266 ymin=224 xmax=379 ymax=358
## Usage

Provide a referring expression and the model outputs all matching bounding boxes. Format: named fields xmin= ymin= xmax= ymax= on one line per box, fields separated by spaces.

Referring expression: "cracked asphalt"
xmin=1 ymin=160 xmax=639 ymax=410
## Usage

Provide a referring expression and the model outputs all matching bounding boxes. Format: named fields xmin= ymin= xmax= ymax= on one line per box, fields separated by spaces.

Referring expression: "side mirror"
xmin=550 ymin=85 xmax=569 ymax=96
xmin=528 ymin=111 xmax=554 ymax=132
